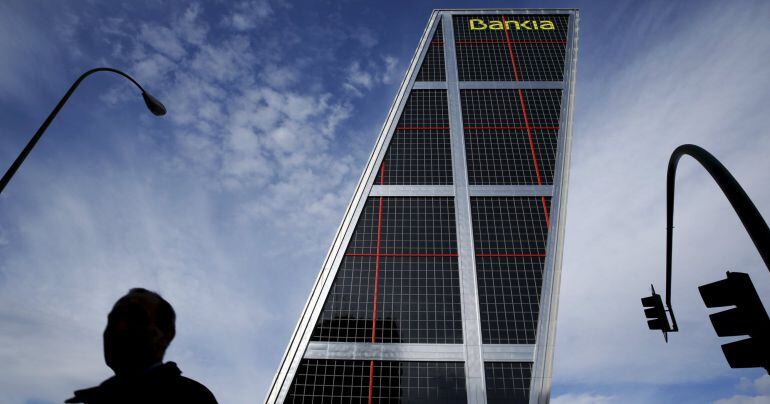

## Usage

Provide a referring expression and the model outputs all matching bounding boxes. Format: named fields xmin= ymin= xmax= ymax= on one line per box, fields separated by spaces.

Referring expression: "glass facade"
xmin=267 ymin=9 xmax=578 ymax=404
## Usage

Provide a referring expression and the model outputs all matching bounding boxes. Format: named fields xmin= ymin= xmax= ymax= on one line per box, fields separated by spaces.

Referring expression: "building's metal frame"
xmin=265 ymin=9 xmax=579 ymax=404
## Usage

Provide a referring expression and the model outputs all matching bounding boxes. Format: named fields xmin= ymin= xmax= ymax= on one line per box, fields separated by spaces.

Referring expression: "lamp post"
xmin=0 ymin=67 xmax=166 ymax=195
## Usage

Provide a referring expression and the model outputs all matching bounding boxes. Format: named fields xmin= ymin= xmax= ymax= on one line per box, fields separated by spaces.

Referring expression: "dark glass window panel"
xmin=286 ymin=360 xmax=467 ymax=404
xmin=378 ymin=197 xmax=457 ymax=255
xmin=472 ymin=197 xmax=550 ymax=344
xmin=416 ymin=22 xmax=446 ymax=82
xmin=313 ymin=197 xmax=460 ymax=343
xmin=346 ymin=196 xmax=458 ymax=256
xmin=462 ymin=89 xmax=561 ymax=185
xmin=485 ymin=362 xmax=532 ymax=404
xmin=311 ymin=256 xmax=375 ymax=342
xmin=374 ymin=90 xmax=452 ymax=186
xmin=477 ymin=256 xmax=543 ymax=344
xmin=375 ymin=130 xmax=453 ymax=185
xmin=465 ymin=128 xmax=558 ymax=185
xmin=461 ymin=89 xmax=562 ymax=128
xmin=396 ymin=90 xmax=449 ymax=128
xmin=377 ymin=256 xmax=462 ymax=343
xmin=471 ymin=197 xmax=550 ymax=255
xmin=345 ymin=197 xmax=381 ymax=256
xmin=453 ymin=15 xmax=569 ymax=81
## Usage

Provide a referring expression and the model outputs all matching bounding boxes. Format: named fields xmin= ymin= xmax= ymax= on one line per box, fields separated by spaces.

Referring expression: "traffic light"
xmin=699 ymin=271 xmax=770 ymax=372
xmin=642 ymin=284 xmax=672 ymax=341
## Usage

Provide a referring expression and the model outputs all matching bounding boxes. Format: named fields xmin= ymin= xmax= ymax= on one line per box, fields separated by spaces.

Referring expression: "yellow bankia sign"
xmin=469 ymin=18 xmax=555 ymax=31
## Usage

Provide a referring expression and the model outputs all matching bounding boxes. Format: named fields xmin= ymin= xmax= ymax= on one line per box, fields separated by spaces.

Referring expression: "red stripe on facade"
xmin=456 ymin=39 xmax=566 ymax=44
xmin=517 ymin=89 xmax=544 ymax=187
xmin=501 ymin=16 xmax=521 ymax=81
xmin=464 ymin=126 xmax=559 ymax=131
xmin=368 ymin=360 xmax=375 ymax=404
xmin=394 ymin=126 xmax=558 ymax=131
xmin=371 ymin=196 xmax=383 ymax=342
xmin=501 ymin=15 xmax=551 ymax=225
xmin=367 ymin=195 xmax=385 ymax=403
xmin=346 ymin=252 xmax=458 ymax=257
xmin=396 ymin=126 xmax=451 ymax=131
xmin=475 ymin=253 xmax=546 ymax=257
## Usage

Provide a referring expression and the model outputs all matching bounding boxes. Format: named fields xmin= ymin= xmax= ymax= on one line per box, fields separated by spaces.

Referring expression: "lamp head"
xmin=142 ymin=92 xmax=166 ymax=116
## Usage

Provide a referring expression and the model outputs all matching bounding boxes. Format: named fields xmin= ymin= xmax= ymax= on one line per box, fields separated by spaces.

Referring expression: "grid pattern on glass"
xmin=374 ymin=90 xmax=452 ymax=186
xmin=477 ymin=256 xmax=543 ymax=344
xmin=472 ymin=197 xmax=550 ymax=344
xmin=416 ymin=22 xmax=445 ymax=82
xmin=311 ymin=256 xmax=375 ymax=342
xmin=379 ymin=197 xmax=456 ymax=255
xmin=485 ymin=362 xmax=532 ymax=404
xmin=375 ymin=131 xmax=453 ymax=185
xmin=462 ymin=89 xmax=562 ymax=185
xmin=346 ymin=197 xmax=457 ymax=255
xmin=377 ymin=256 xmax=461 ymax=343
xmin=286 ymin=360 xmax=467 ymax=404
xmin=453 ymin=15 xmax=569 ymax=81
xmin=395 ymin=90 xmax=449 ymax=127
xmin=471 ymin=197 xmax=551 ymax=256
xmin=462 ymin=89 xmax=562 ymax=127
xmin=312 ymin=197 xmax=461 ymax=343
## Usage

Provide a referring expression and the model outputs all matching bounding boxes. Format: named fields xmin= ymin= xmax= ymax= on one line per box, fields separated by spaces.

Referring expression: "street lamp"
xmin=0 ymin=67 xmax=166 ymax=195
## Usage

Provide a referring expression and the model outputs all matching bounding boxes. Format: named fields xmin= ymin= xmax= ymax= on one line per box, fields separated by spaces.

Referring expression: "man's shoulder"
xmin=66 ymin=363 xmax=217 ymax=404
xmin=171 ymin=374 xmax=218 ymax=403
xmin=155 ymin=362 xmax=217 ymax=404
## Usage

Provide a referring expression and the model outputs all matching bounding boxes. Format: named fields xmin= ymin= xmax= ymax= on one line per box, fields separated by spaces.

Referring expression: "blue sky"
xmin=1 ymin=0 xmax=769 ymax=403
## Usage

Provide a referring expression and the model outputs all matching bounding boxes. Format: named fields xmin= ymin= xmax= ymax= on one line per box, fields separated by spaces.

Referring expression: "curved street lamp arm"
xmin=0 ymin=68 xmax=155 ymax=195
xmin=666 ymin=144 xmax=770 ymax=330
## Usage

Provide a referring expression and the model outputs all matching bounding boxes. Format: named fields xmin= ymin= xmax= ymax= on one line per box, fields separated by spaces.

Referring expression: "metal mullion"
xmin=413 ymin=81 xmax=448 ymax=90
xmin=482 ymin=345 xmax=536 ymax=361
xmin=460 ymin=81 xmax=564 ymax=90
xmin=370 ymin=185 xmax=454 ymax=196
xmin=443 ymin=12 xmax=487 ymax=404
xmin=529 ymin=10 xmax=579 ymax=404
xmin=305 ymin=342 xmax=465 ymax=361
xmin=469 ymin=185 xmax=553 ymax=197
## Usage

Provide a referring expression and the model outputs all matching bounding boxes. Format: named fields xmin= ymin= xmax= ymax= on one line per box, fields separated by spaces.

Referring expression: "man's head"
xmin=103 ymin=288 xmax=176 ymax=376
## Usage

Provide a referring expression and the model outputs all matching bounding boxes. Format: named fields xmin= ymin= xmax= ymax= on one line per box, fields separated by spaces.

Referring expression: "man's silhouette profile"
xmin=66 ymin=288 xmax=217 ymax=403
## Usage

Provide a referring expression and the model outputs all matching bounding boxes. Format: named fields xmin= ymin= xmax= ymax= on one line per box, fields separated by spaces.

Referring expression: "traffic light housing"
xmin=699 ymin=271 xmax=770 ymax=372
xmin=642 ymin=284 xmax=673 ymax=341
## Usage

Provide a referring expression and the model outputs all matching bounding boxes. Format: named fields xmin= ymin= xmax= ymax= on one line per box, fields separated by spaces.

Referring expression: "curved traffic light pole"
xmin=663 ymin=144 xmax=770 ymax=332
xmin=0 ymin=67 xmax=166 ymax=195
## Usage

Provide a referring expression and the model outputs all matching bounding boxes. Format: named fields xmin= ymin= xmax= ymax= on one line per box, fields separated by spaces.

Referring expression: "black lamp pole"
xmin=0 ymin=67 xmax=166 ymax=195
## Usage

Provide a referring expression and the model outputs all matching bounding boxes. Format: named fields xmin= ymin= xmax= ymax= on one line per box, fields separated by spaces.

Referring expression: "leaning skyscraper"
xmin=266 ymin=9 xmax=579 ymax=403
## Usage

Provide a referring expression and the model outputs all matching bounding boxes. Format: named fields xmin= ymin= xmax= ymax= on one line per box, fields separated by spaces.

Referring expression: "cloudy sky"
xmin=1 ymin=0 xmax=769 ymax=403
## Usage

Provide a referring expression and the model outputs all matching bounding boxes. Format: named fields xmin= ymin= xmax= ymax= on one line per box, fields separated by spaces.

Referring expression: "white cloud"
xmin=0 ymin=1 xmax=361 ymax=403
xmin=552 ymin=393 xmax=618 ymax=404
xmin=139 ymin=25 xmax=188 ymax=60
xmin=381 ymin=55 xmax=400 ymax=84
xmin=259 ymin=64 xmax=299 ymax=88
xmin=714 ymin=395 xmax=770 ymax=404
xmin=719 ymin=375 xmax=770 ymax=403
xmin=223 ymin=0 xmax=274 ymax=31
xmin=343 ymin=56 xmax=401 ymax=96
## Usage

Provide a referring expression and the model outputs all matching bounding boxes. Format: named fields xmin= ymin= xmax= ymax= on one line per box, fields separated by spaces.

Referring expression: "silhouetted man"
xmin=66 ymin=288 xmax=217 ymax=403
